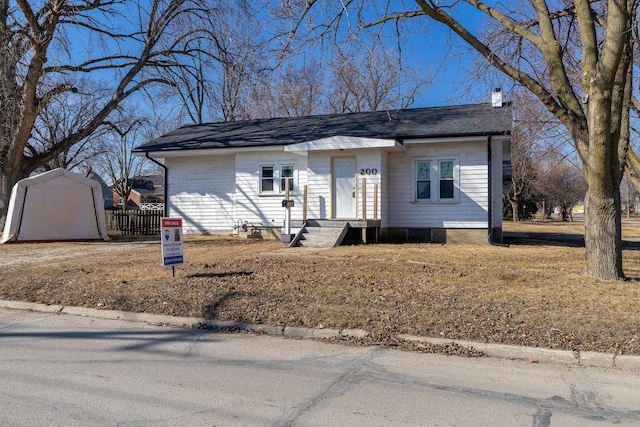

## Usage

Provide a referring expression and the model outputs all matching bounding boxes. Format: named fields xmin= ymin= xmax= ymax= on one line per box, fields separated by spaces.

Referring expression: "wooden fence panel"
xmin=105 ymin=209 xmax=163 ymax=235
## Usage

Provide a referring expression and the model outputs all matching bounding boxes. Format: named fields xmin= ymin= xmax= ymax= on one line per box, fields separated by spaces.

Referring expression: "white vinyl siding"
xmin=388 ymin=140 xmax=488 ymax=228
xmin=307 ymin=153 xmax=331 ymax=219
xmin=165 ymin=155 xmax=235 ymax=234
xmin=160 ymin=136 xmax=497 ymax=235
xmin=355 ymin=150 xmax=383 ymax=220
xmin=379 ymin=151 xmax=390 ymax=227
xmin=236 ymin=152 xmax=306 ymax=225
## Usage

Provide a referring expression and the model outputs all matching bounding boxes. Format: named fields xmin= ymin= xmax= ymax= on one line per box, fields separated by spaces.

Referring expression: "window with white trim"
xmin=260 ymin=165 xmax=275 ymax=193
xmin=280 ymin=165 xmax=294 ymax=192
xmin=414 ymin=157 xmax=459 ymax=202
xmin=259 ymin=163 xmax=297 ymax=194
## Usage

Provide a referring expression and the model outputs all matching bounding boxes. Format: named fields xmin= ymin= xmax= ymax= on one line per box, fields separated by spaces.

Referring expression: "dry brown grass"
xmin=1 ymin=220 xmax=639 ymax=355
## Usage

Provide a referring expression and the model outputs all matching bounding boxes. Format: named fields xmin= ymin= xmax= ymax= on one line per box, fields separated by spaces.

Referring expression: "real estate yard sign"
xmin=161 ymin=218 xmax=183 ymax=267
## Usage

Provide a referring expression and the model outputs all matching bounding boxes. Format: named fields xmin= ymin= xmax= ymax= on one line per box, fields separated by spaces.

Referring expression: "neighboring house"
xmin=133 ymin=101 xmax=512 ymax=244
xmin=112 ymin=175 xmax=164 ymax=209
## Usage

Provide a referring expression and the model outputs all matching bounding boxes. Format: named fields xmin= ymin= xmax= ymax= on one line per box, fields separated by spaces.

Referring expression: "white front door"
xmin=332 ymin=157 xmax=355 ymax=219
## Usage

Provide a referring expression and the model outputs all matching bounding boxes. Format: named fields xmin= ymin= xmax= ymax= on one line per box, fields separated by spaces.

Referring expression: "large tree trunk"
xmin=580 ymin=82 xmax=625 ymax=280
xmin=584 ymin=187 xmax=623 ymax=280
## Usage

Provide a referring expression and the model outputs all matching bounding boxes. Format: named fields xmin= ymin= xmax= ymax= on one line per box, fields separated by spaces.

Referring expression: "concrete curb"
xmin=3 ymin=300 xmax=639 ymax=371
xmin=398 ymin=334 xmax=640 ymax=370
xmin=0 ymin=300 xmax=65 ymax=313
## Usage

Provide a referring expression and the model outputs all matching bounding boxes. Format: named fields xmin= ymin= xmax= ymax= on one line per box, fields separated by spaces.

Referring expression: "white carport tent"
xmin=1 ymin=168 xmax=108 ymax=243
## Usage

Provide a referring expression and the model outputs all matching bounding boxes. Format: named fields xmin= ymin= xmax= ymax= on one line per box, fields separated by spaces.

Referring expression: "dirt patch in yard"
xmin=1 ymin=221 xmax=639 ymax=356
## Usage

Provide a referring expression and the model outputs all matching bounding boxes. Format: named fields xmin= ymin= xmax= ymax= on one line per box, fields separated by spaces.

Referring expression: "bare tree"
xmin=507 ymin=90 xmax=582 ymax=221
xmin=93 ymin=112 xmax=154 ymax=211
xmin=246 ymin=74 xmax=281 ymax=119
xmin=623 ymin=15 xmax=640 ymax=196
xmin=327 ymin=46 xmax=424 ymax=113
xmin=0 ymin=0 xmax=208 ymax=228
xmin=285 ymin=0 xmax=636 ymax=279
xmin=626 ymin=147 xmax=640 ymax=191
xmin=246 ymin=48 xmax=424 ymax=118
xmin=620 ymin=173 xmax=639 ymax=217
xmin=508 ymin=93 xmax=545 ymax=221
xmin=154 ymin=2 xmax=263 ymax=123
xmin=274 ymin=60 xmax=325 ymax=117
xmin=155 ymin=37 xmax=211 ymax=125
xmin=210 ymin=5 xmax=267 ymax=122
xmin=539 ymin=157 xmax=588 ymax=222
xmin=244 ymin=59 xmax=325 ymax=118
xmin=29 ymin=80 xmax=110 ymax=172
xmin=624 ymin=92 xmax=640 ymax=194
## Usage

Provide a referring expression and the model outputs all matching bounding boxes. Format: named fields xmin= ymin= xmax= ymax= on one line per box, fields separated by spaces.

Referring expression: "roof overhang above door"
xmin=284 ymin=136 xmax=404 ymax=153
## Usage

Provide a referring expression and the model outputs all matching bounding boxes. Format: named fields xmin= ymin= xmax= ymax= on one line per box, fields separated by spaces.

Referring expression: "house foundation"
xmin=379 ymin=228 xmax=491 ymax=244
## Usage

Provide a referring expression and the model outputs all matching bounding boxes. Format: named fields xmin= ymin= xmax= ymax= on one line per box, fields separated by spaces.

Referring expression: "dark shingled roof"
xmin=134 ymin=103 xmax=512 ymax=153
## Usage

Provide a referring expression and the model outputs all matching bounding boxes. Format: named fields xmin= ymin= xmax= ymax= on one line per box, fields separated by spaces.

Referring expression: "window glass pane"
xmin=417 ymin=162 xmax=430 ymax=180
xmin=281 ymin=165 xmax=293 ymax=177
xmin=261 ymin=166 xmax=274 ymax=192
xmin=417 ymin=181 xmax=431 ymax=199
xmin=440 ymin=161 xmax=453 ymax=180
xmin=262 ymin=178 xmax=273 ymax=192
xmin=280 ymin=165 xmax=294 ymax=192
xmin=416 ymin=162 xmax=431 ymax=200
xmin=439 ymin=161 xmax=454 ymax=199
xmin=281 ymin=178 xmax=294 ymax=192
xmin=440 ymin=180 xmax=454 ymax=199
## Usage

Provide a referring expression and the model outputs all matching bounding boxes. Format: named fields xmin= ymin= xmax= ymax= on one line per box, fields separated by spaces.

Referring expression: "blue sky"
xmin=52 ymin=0 xmax=500 ymax=124
xmin=413 ymin=51 xmax=499 ymax=108
xmin=348 ymin=3 xmax=498 ymax=108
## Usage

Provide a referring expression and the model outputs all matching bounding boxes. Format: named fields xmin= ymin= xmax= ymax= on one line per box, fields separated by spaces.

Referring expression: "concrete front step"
xmin=298 ymin=229 xmax=344 ymax=247
xmin=303 ymin=229 xmax=342 ymax=235
xmin=294 ymin=220 xmax=349 ymax=247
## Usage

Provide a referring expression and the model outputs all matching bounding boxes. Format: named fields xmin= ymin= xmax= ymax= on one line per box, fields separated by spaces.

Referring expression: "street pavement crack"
xmin=271 ymin=348 xmax=381 ymax=427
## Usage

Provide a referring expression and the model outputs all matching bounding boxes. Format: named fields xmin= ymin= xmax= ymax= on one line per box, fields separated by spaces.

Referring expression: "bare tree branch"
xmin=0 ymin=0 xmax=211 ymax=228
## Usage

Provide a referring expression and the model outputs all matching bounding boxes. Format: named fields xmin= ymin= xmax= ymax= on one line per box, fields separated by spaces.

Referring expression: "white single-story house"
xmin=133 ymin=101 xmax=512 ymax=245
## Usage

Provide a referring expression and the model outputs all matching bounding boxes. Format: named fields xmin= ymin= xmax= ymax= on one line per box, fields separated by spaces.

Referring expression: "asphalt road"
xmin=1 ymin=308 xmax=640 ymax=427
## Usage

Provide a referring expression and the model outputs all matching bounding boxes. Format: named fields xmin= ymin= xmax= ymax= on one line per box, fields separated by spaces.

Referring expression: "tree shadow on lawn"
xmin=201 ymin=291 xmax=241 ymax=320
xmin=504 ymin=232 xmax=640 ymax=250
xmin=187 ymin=271 xmax=253 ymax=279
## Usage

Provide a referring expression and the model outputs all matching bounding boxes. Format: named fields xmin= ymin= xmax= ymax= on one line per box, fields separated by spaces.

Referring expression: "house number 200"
xmin=360 ymin=168 xmax=378 ymax=175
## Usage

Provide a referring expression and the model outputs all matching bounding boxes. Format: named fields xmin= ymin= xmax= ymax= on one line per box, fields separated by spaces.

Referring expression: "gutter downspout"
xmin=145 ymin=152 xmax=168 ymax=216
xmin=487 ymin=135 xmax=509 ymax=247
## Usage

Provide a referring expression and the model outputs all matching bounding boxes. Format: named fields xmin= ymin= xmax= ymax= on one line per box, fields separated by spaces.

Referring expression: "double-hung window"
xmin=260 ymin=164 xmax=296 ymax=194
xmin=280 ymin=165 xmax=294 ymax=192
xmin=260 ymin=166 xmax=275 ymax=193
xmin=414 ymin=157 xmax=458 ymax=202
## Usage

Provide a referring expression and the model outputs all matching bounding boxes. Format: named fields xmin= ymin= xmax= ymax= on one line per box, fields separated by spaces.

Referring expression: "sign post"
xmin=161 ymin=218 xmax=183 ymax=276
xmin=281 ymin=178 xmax=293 ymax=243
